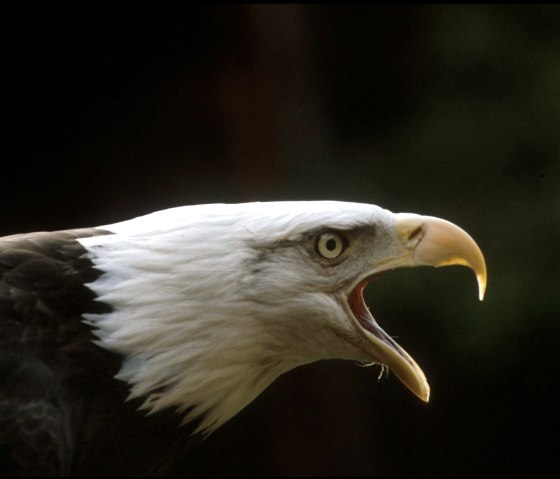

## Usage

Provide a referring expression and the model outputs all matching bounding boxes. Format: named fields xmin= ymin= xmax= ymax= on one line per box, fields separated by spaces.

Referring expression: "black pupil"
xmin=326 ymin=238 xmax=337 ymax=251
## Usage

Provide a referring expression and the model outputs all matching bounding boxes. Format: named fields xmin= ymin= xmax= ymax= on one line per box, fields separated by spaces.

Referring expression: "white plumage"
xmin=77 ymin=202 xmax=391 ymax=433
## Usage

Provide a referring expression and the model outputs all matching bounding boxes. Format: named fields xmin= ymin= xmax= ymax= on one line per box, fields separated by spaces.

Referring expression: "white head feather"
xmin=78 ymin=201 xmax=399 ymax=434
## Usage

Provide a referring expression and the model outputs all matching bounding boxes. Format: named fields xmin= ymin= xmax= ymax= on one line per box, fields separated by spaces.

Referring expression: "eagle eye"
xmin=315 ymin=231 xmax=347 ymax=259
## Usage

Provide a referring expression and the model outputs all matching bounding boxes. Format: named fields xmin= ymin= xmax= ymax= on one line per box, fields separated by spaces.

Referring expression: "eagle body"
xmin=0 ymin=201 xmax=486 ymax=476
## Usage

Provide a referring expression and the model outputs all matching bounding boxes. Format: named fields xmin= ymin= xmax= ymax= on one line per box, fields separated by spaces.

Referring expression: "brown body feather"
xmin=0 ymin=229 xmax=197 ymax=476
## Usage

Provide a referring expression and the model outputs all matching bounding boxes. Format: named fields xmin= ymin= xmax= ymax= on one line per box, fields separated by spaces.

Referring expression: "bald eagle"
xmin=0 ymin=201 xmax=486 ymax=475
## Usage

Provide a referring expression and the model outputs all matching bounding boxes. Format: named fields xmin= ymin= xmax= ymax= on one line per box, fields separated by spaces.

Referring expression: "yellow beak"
xmin=394 ymin=213 xmax=487 ymax=301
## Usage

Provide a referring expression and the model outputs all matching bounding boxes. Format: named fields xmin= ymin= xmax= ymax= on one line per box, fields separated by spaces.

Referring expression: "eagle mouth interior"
xmin=347 ymin=272 xmax=400 ymax=350
xmin=349 ymin=280 xmax=384 ymax=340
xmin=346 ymin=272 xmax=430 ymax=402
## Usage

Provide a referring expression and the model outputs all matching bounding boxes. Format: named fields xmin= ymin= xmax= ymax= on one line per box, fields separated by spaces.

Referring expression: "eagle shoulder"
xmin=0 ymin=228 xmax=114 ymax=475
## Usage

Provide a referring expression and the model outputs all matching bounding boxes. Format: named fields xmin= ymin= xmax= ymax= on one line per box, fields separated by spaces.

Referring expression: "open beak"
xmin=347 ymin=213 xmax=487 ymax=402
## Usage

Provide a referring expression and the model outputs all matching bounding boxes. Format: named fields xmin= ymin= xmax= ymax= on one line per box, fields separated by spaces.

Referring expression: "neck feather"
xmin=79 ymin=225 xmax=301 ymax=434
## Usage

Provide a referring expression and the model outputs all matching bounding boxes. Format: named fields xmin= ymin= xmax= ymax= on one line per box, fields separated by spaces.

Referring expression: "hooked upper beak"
xmin=394 ymin=213 xmax=487 ymax=301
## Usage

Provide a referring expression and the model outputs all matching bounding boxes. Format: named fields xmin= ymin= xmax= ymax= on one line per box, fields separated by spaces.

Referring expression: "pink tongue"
xmin=348 ymin=282 xmax=406 ymax=353
xmin=348 ymin=281 xmax=384 ymax=340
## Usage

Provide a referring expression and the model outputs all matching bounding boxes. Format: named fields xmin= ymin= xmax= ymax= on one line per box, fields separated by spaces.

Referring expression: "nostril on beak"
xmin=408 ymin=225 xmax=423 ymax=242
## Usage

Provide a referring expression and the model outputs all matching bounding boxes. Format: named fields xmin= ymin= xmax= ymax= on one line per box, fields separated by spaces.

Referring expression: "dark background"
xmin=2 ymin=4 xmax=559 ymax=475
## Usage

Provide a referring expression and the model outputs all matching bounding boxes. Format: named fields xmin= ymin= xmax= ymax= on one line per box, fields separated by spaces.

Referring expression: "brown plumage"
xmin=0 ymin=229 xmax=199 ymax=476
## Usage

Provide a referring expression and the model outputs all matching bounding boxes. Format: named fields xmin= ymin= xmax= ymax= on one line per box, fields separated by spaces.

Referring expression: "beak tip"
xmin=413 ymin=383 xmax=430 ymax=403
xmin=477 ymin=271 xmax=487 ymax=301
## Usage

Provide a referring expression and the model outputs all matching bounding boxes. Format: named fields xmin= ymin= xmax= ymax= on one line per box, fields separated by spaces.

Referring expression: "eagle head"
xmin=79 ymin=201 xmax=486 ymax=434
